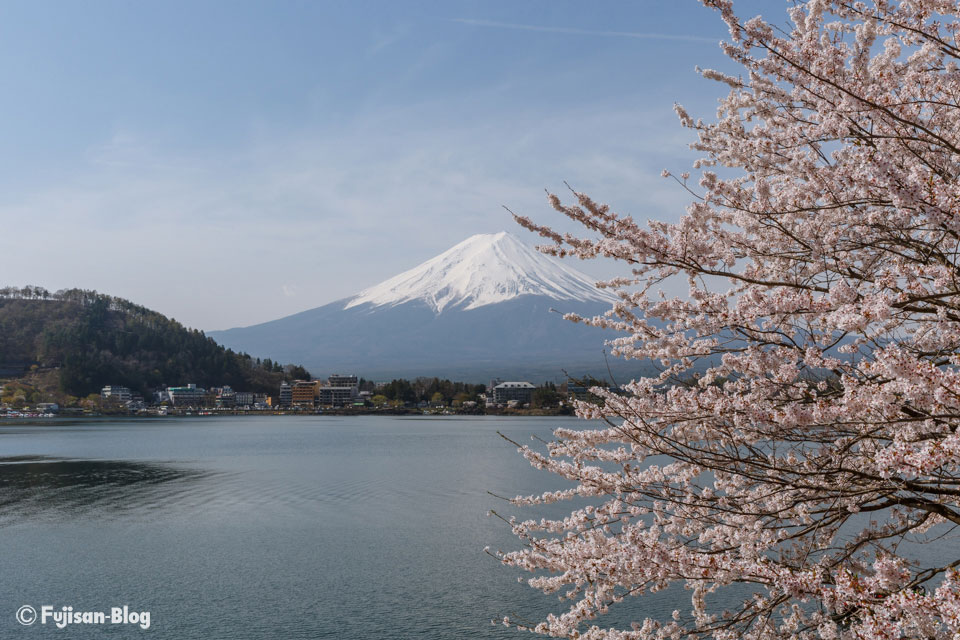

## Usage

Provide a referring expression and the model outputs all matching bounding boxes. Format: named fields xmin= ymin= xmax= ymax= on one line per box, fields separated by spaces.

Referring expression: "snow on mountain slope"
xmin=208 ymin=231 xmax=649 ymax=380
xmin=344 ymin=231 xmax=616 ymax=313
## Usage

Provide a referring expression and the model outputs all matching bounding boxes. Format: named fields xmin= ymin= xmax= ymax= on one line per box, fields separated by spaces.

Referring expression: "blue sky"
xmin=0 ymin=1 xmax=772 ymax=329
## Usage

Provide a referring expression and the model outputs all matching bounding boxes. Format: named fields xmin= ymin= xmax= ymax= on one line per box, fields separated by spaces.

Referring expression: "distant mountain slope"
xmin=210 ymin=232 xmax=654 ymax=382
xmin=0 ymin=286 xmax=307 ymax=396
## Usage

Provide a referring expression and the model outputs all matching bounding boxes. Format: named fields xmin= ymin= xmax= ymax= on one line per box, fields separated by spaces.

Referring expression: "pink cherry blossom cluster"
xmin=497 ymin=1 xmax=960 ymax=638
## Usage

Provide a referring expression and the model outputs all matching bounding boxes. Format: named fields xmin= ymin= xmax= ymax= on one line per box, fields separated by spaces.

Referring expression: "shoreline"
xmin=0 ymin=406 xmax=576 ymax=420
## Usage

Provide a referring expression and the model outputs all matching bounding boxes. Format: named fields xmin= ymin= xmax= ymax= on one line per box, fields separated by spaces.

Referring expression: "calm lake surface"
xmin=0 ymin=415 xmax=676 ymax=639
xmin=2 ymin=415 xmax=951 ymax=638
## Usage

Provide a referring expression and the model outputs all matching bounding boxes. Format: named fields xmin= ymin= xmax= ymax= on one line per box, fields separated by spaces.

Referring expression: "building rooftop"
xmin=495 ymin=381 xmax=535 ymax=389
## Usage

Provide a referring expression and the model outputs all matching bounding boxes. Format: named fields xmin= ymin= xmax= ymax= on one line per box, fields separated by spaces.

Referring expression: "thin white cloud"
xmin=366 ymin=22 xmax=412 ymax=57
xmin=451 ymin=19 xmax=718 ymax=44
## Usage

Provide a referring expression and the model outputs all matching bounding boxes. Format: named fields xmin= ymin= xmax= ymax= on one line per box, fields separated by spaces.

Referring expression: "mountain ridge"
xmin=0 ymin=286 xmax=309 ymax=399
xmin=209 ymin=232 xmax=650 ymax=382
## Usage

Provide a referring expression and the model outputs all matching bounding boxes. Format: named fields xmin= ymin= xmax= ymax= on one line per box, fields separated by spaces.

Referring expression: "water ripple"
xmin=0 ymin=455 xmax=216 ymax=525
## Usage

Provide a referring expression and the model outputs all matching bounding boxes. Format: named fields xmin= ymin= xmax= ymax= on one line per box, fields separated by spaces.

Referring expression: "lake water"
xmin=0 ymin=415 xmax=677 ymax=639
xmin=0 ymin=416 xmax=960 ymax=640
xmin=2 ymin=415 xmax=953 ymax=639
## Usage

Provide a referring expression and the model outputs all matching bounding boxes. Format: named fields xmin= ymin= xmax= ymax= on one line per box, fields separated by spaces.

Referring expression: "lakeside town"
xmin=0 ymin=373 xmax=614 ymax=418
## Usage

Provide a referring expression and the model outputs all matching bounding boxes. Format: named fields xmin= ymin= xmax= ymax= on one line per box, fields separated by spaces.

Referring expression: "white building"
xmin=167 ymin=384 xmax=207 ymax=407
xmin=278 ymin=382 xmax=292 ymax=407
xmin=317 ymin=374 xmax=360 ymax=407
xmin=317 ymin=386 xmax=357 ymax=407
xmin=101 ymin=385 xmax=132 ymax=403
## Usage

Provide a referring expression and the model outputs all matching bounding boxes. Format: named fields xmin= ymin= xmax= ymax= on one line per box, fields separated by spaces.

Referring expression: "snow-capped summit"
xmin=344 ymin=231 xmax=616 ymax=314
xmin=208 ymin=231 xmax=646 ymax=381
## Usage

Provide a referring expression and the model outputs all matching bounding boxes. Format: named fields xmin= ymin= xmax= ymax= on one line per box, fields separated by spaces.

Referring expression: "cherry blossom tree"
xmin=497 ymin=1 xmax=960 ymax=638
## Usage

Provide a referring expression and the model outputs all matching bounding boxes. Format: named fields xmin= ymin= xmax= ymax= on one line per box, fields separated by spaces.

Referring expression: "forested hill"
xmin=0 ymin=286 xmax=309 ymax=397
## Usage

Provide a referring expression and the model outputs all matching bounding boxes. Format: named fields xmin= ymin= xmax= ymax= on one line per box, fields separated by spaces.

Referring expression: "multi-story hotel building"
xmin=167 ymin=384 xmax=207 ymax=407
xmin=492 ymin=381 xmax=535 ymax=405
xmin=101 ymin=385 xmax=132 ymax=403
xmin=291 ymin=381 xmax=318 ymax=407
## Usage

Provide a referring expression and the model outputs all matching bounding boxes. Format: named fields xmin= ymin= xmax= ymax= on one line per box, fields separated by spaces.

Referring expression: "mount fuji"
xmin=209 ymin=232 xmax=651 ymax=382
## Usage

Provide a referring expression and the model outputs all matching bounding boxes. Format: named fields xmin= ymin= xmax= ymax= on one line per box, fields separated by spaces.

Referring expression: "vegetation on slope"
xmin=0 ymin=286 xmax=310 ymax=397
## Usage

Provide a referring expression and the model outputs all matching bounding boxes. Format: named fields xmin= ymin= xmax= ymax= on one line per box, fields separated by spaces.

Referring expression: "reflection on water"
xmin=0 ymin=455 xmax=214 ymax=525
xmin=0 ymin=416 xmax=637 ymax=639
xmin=0 ymin=417 xmax=955 ymax=639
